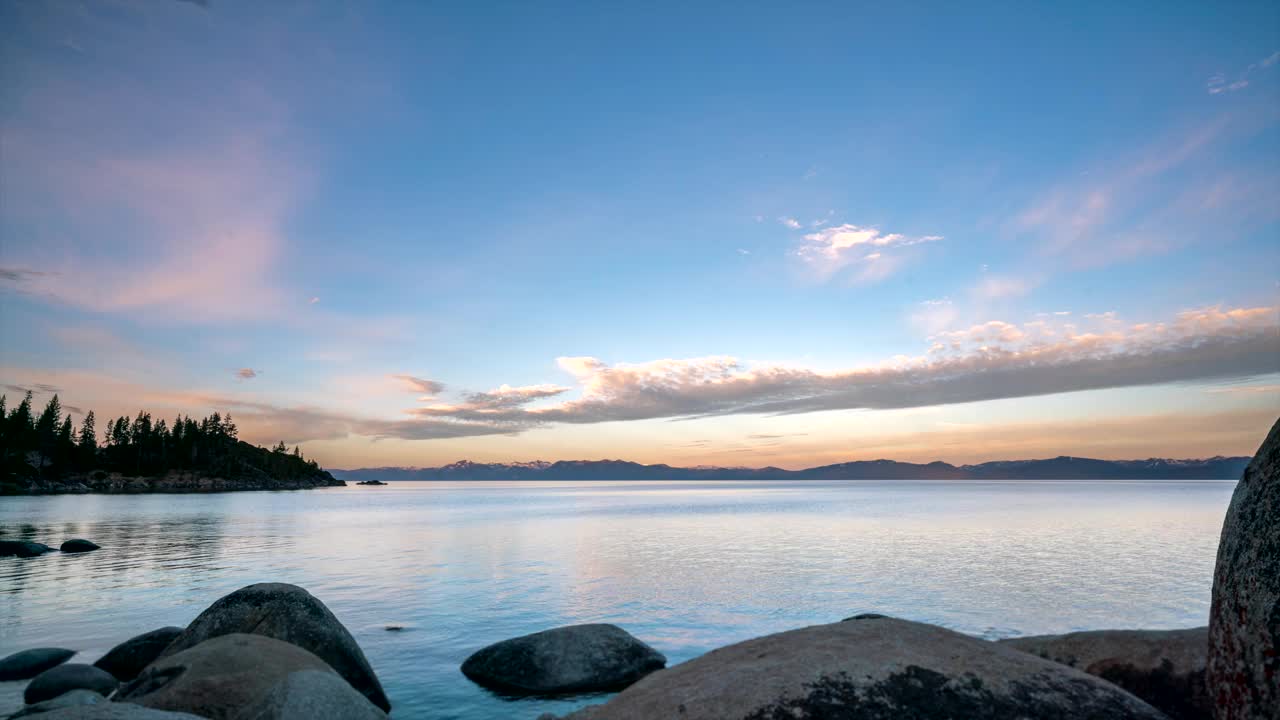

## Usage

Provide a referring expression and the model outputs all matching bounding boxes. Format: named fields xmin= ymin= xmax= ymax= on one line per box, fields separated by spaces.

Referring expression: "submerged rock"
xmin=1001 ymin=627 xmax=1209 ymax=719
xmin=461 ymin=623 xmax=666 ymax=695
xmin=0 ymin=648 xmax=76 ymax=681
xmin=0 ymin=541 xmax=52 ymax=558
xmin=158 ymin=583 xmax=389 ymax=712
xmin=1208 ymin=416 xmax=1280 ymax=720
xmin=231 ymin=669 xmax=388 ymax=720
xmin=23 ymin=664 xmax=118 ymax=705
xmin=8 ymin=689 xmax=105 ymax=718
xmin=119 ymin=634 xmax=336 ymax=720
xmin=14 ymin=706 xmax=205 ymax=719
xmin=94 ymin=627 xmax=184 ymax=682
xmin=59 ymin=539 xmax=100 ymax=554
xmin=559 ymin=616 xmax=1168 ymax=720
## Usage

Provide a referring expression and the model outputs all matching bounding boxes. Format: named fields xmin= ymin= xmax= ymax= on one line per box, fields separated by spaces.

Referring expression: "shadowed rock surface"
xmin=15 ymin=706 xmax=206 ymax=719
xmin=558 ymin=616 xmax=1169 ymax=720
xmin=158 ymin=583 xmax=389 ymax=712
xmin=0 ymin=649 xmax=76 ymax=681
xmin=1000 ymin=627 xmax=1209 ymax=719
xmin=461 ymin=623 xmax=666 ymax=695
xmin=119 ymin=634 xmax=336 ymax=720
xmin=1208 ymin=416 xmax=1280 ymax=720
xmin=94 ymin=628 xmax=184 ymax=682
xmin=0 ymin=541 xmax=52 ymax=558
xmin=59 ymin=540 xmax=100 ymax=553
xmin=23 ymin=665 xmax=118 ymax=705
xmin=7 ymin=689 xmax=104 ymax=718
xmin=231 ymin=669 xmax=388 ymax=720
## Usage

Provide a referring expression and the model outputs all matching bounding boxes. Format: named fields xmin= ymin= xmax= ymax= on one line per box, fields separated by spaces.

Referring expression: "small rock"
xmin=1208 ymin=416 xmax=1280 ymax=720
xmin=1000 ymin=627 xmax=1210 ymax=719
xmin=158 ymin=583 xmax=389 ymax=712
xmin=24 ymin=665 xmax=118 ymax=705
xmin=8 ymin=689 xmax=104 ymax=719
xmin=0 ymin=648 xmax=76 ymax=681
xmin=559 ymin=616 xmax=1169 ymax=719
xmin=0 ymin=541 xmax=52 ymax=558
xmin=231 ymin=669 xmax=388 ymax=720
xmin=15 ymin=706 xmax=206 ymax=719
xmin=59 ymin=540 xmax=100 ymax=554
xmin=119 ymin=634 xmax=338 ymax=720
xmin=94 ymin=627 xmax=184 ymax=682
xmin=461 ymin=623 xmax=666 ymax=695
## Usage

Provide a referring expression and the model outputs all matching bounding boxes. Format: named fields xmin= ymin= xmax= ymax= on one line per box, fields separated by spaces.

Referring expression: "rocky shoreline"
xmin=6 ymin=470 xmax=345 ymax=496
xmin=1 ymin=417 xmax=1274 ymax=719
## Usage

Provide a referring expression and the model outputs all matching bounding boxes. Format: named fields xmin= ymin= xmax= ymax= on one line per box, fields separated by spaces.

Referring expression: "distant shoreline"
xmin=331 ymin=455 xmax=1250 ymax=483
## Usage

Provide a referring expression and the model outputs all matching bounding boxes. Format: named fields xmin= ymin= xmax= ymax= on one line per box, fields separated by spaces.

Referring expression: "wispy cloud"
xmin=791 ymin=223 xmax=942 ymax=283
xmin=778 ymin=216 xmax=803 ymax=229
xmin=1207 ymin=50 xmax=1279 ymax=94
xmin=235 ymin=368 xmax=259 ymax=380
xmin=393 ymin=375 xmax=446 ymax=398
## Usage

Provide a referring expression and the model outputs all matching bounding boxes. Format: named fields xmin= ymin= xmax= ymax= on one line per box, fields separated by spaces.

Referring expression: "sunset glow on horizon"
xmin=2 ymin=1 xmax=1277 ymax=469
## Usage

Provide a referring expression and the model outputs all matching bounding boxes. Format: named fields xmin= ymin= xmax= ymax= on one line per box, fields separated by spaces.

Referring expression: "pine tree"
xmin=56 ymin=415 xmax=74 ymax=474
xmin=224 ymin=413 xmax=238 ymax=440
xmin=35 ymin=395 xmax=63 ymax=473
xmin=77 ymin=410 xmax=97 ymax=470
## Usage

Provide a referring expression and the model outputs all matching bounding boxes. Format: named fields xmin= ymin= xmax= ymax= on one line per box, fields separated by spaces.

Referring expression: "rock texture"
xmin=23 ymin=664 xmax=119 ymax=705
xmin=8 ymin=689 xmax=105 ymax=719
xmin=0 ymin=541 xmax=52 ymax=558
xmin=231 ymin=670 xmax=388 ymax=720
xmin=559 ymin=616 xmax=1168 ymax=720
xmin=15 ymin=706 xmax=206 ymax=719
xmin=94 ymin=627 xmax=184 ymax=682
xmin=1208 ymin=416 xmax=1280 ymax=720
xmin=461 ymin=623 xmax=666 ymax=694
xmin=59 ymin=539 xmax=100 ymax=553
xmin=118 ymin=634 xmax=336 ymax=720
xmin=158 ymin=583 xmax=389 ymax=712
xmin=13 ymin=470 xmax=344 ymax=496
xmin=0 ymin=648 xmax=76 ymax=681
xmin=1001 ymin=627 xmax=1209 ymax=719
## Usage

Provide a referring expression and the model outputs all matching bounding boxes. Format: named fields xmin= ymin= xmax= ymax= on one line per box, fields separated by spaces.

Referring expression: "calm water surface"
xmin=0 ymin=480 xmax=1234 ymax=718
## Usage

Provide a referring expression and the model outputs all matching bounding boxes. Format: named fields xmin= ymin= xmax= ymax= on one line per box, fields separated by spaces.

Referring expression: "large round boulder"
xmin=461 ymin=623 xmax=666 ymax=694
xmin=0 ymin=541 xmax=52 ymax=558
xmin=118 ymin=633 xmax=337 ymax=720
xmin=231 ymin=669 xmax=388 ymax=720
xmin=1001 ymin=627 xmax=1209 ymax=719
xmin=0 ymin=648 xmax=76 ymax=681
xmin=24 ymin=664 xmax=119 ymax=704
xmin=559 ymin=616 xmax=1169 ymax=719
xmin=1209 ymin=417 xmax=1280 ymax=720
xmin=158 ymin=583 xmax=389 ymax=712
xmin=94 ymin=627 xmax=184 ymax=681
xmin=60 ymin=539 xmax=101 ymax=553
xmin=17 ymin=706 xmax=207 ymax=719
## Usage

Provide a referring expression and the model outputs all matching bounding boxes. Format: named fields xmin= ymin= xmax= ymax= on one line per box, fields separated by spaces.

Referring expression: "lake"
xmin=0 ymin=479 xmax=1234 ymax=719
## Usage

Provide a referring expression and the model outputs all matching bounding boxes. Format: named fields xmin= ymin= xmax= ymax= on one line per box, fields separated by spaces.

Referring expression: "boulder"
xmin=158 ymin=583 xmax=389 ymax=712
xmin=0 ymin=648 xmax=76 ymax=681
xmin=14 ymin=706 xmax=206 ymax=719
xmin=118 ymin=634 xmax=336 ymax=720
xmin=93 ymin=627 xmax=184 ymax=682
xmin=1000 ymin=627 xmax=1209 ymax=719
xmin=461 ymin=623 xmax=666 ymax=695
xmin=559 ymin=616 xmax=1169 ymax=720
xmin=0 ymin=541 xmax=52 ymax=558
xmin=1209 ymin=416 xmax=1280 ymax=720
xmin=24 ymin=665 xmax=118 ymax=705
xmin=8 ymin=689 xmax=105 ymax=719
xmin=231 ymin=670 xmax=388 ymax=720
xmin=60 ymin=540 xmax=100 ymax=554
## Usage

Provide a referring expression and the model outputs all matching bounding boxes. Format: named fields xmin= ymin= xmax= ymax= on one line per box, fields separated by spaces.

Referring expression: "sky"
xmin=1 ymin=0 xmax=1278 ymax=470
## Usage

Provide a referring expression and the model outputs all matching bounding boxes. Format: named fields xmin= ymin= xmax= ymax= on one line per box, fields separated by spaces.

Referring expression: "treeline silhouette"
xmin=0 ymin=392 xmax=320 ymax=482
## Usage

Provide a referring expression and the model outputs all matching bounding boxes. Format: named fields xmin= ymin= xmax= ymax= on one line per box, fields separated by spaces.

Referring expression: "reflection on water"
xmin=0 ymin=480 xmax=1234 ymax=719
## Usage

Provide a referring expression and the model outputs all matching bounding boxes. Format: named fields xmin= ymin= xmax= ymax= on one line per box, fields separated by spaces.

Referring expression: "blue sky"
xmin=1 ymin=0 xmax=1277 ymax=468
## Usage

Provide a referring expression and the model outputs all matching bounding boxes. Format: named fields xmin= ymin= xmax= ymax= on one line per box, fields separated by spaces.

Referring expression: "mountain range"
xmin=331 ymin=455 xmax=1250 ymax=482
